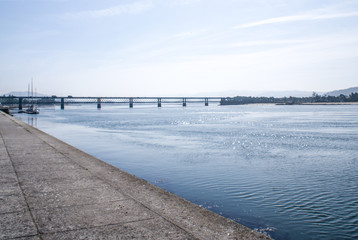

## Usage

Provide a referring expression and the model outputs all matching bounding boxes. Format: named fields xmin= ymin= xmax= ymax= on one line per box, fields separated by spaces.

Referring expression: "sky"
xmin=1 ymin=0 xmax=358 ymax=97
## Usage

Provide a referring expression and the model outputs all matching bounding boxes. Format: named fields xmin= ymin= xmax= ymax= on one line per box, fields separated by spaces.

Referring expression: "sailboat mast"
xmin=23 ymin=78 xmax=39 ymax=114
xmin=28 ymin=83 xmax=30 ymax=107
xmin=31 ymin=78 xmax=33 ymax=106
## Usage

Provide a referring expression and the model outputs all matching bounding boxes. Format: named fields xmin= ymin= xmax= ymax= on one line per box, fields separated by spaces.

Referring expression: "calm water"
xmin=15 ymin=104 xmax=358 ymax=239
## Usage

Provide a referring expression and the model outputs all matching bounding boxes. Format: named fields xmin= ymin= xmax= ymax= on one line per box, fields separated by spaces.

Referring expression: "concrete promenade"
xmin=0 ymin=112 xmax=269 ymax=240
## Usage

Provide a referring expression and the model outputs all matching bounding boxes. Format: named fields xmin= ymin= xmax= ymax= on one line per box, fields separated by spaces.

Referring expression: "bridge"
xmin=0 ymin=96 xmax=225 ymax=110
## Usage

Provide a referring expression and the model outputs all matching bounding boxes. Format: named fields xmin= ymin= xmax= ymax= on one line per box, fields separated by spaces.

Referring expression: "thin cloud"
xmin=171 ymin=28 xmax=209 ymax=38
xmin=64 ymin=1 xmax=152 ymax=19
xmin=229 ymin=39 xmax=307 ymax=48
xmin=235 ymin=11 xmax=358 ymax=29
xmin=170 ymin=0 xmax=201 ymax=6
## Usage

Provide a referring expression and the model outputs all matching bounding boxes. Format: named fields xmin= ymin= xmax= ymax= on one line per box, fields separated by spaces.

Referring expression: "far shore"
xmin=221 ymin=102 xmax=358 ymax=106
xmin=278 ymin=102 xmax=358 ymax=105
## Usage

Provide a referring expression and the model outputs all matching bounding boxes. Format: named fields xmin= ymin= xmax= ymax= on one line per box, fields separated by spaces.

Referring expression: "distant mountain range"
xmin=325 ymin=87 xmax=358 ymax=97
xmin=198 ymin=87 xmax=358 ymax=98
xmin=195 ymin=90 xmax=320 ymax=98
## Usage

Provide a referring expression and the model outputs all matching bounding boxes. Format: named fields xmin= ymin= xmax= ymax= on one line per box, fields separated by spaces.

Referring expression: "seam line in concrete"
xmin=29 ymin=198 xmax=131 ymax=211
xmin=22 ymin=186 xmax=121 ymax=194
xmin=0 ymin=130 xmax=43 ymax=240
xmin=9 ymin=169 xmax=79 ymax=173
xmin=0 ymin=192 xmax=22 ymax=197
xmin=8 ymin=233 xmax=40 ymax=239
xmin=0 ymin=180 xmax=19 ymax=183
xmin=0 ymin=210 xmax=28 ymax=215
xmin=120 ymin=193 xmax=201 ymax=240
xmin=40 ymin=217 xmax=157 ymax=236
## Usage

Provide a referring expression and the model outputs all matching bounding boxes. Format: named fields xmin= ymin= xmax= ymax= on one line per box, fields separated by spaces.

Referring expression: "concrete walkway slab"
xmin=0 ymin=193 xmax=27 ymax=214
xmin=0 ymin=211 xmax=38 ymax=239
xmin=0 ymin=112 xmax=270 ymax=239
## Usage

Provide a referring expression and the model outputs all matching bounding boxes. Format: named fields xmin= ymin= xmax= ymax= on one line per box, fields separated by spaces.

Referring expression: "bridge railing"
xmin=0 ymin=96 xmax=224 ymax=110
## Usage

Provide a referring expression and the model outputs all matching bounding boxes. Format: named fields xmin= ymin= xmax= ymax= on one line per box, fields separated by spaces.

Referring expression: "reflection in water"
xmin=14 ymin=104 xmax=358 ymax=240
xmin=26 ymin=115 xmax=37 ymax=127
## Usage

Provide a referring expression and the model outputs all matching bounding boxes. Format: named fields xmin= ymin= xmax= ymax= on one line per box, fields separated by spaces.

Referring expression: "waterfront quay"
xmin=0 ymin=112 xmax=269 ymax=239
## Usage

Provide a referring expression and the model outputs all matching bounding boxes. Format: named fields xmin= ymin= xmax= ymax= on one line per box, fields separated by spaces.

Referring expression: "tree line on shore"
xmin=221 ymin=92 xmax=358 ymax=105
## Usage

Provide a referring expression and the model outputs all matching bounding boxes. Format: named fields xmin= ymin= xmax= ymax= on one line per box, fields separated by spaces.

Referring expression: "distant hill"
xmin=195 ymin=90 xmax=317 ymax=98
xmin=3 ymin=91 xmax=48 ymax=97
xmin=326 ymin=87 xmax=358 ymax=96
xmin=256 ymin=90 xmax=314 ymax=98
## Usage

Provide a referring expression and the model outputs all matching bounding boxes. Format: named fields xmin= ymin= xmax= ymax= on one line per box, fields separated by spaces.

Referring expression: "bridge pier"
xmin=205 ymin=98 xmax=209 ymax=106
xmin=129 ymin=98 xmax=133 ymax=108
xmin=183 ymin=98 xmax=186 ymax=107
xmin=61 ymin=98 xmax=65 ymax=110
xmin=97 ymin=98 xmax=101 ymax=109
xmin=158 ymin=98 xmax=162 ymax=108
xmin=19 ymin=97 xmax=23 ymax=110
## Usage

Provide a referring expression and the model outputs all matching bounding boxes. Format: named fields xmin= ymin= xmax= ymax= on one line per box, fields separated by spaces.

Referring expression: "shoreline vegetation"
xmin=221 ymin=92 xmax=358 ymax=105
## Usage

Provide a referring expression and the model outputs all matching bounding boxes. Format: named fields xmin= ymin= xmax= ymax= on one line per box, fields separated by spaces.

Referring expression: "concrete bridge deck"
xmin=0 ymin=112 xmax=269 ymax=240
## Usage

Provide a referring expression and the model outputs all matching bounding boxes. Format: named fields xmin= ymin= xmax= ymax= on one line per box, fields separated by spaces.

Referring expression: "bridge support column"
xmin=61 ymin=98 xmax=65 ymax=110
xmin=157 ymin=98 xmax=162 ymax=107
xmin=205 ymin=98 xmax=209 ymax=106
xmin=129 ymin=98 xmax=133 ymax=108
xmin=97 ymin=98 xmax=101 ymax=109
xmin=19 ymin=97 xmax=23 ymax=110
xmin=183 ymin=98 xmax=186 ymax=107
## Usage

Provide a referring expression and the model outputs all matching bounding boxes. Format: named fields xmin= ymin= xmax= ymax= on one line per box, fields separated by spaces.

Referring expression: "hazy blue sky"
xmin=1 ymin=0 xmax=358 ymax=96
